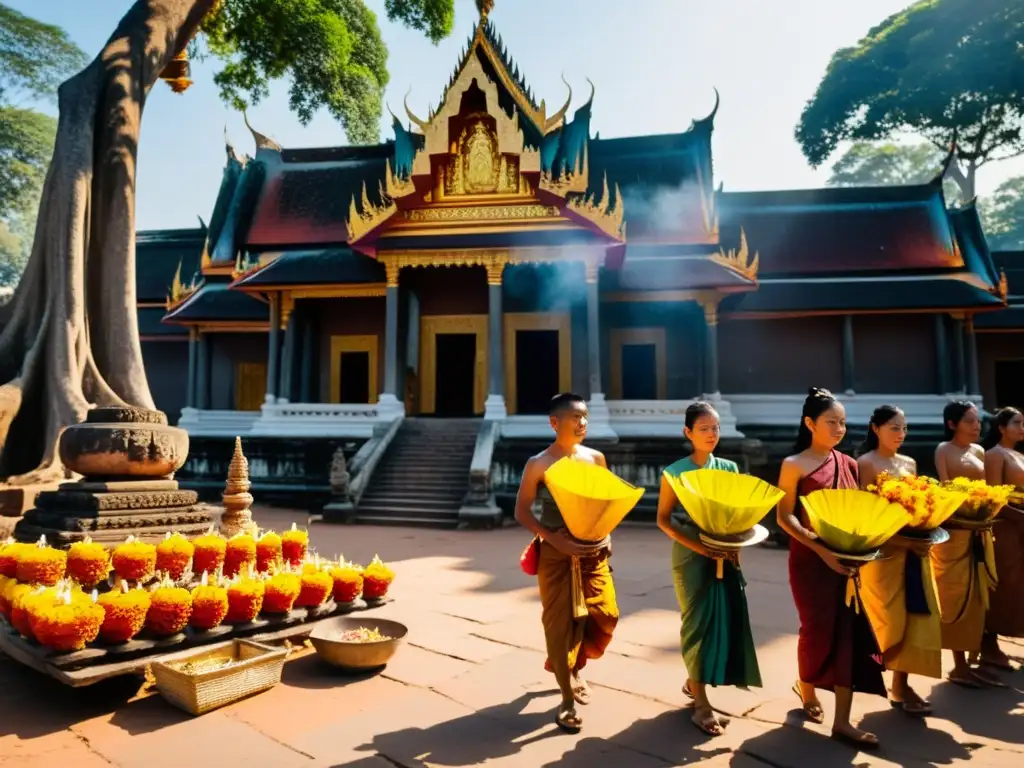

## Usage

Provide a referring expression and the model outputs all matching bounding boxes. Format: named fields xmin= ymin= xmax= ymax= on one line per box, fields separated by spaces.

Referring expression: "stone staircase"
xmin=354 ymin=418 xmax=481 ymax=526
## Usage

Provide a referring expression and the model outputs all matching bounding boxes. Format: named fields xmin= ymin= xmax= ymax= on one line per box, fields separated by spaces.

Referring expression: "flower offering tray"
xmin=0 ymin=597 xmax=392 ymax=687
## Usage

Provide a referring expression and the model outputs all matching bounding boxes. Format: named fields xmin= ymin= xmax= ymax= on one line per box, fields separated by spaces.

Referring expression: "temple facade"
xmin=136 ymin=12 xmax=1020 ymax=521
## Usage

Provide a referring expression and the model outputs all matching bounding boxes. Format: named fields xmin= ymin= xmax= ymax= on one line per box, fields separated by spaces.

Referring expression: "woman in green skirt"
xmin=656 ymin=401 xmax=762 ymax=736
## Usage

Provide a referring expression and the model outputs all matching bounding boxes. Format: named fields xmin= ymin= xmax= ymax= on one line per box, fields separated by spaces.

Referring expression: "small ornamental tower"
xmin=220 ymin=437 xmax=255 ymax=537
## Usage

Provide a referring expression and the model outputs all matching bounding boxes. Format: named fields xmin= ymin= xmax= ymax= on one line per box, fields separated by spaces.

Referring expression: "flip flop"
xmin=691 ymin=705 xmax=727 ymax=737
xmin=947 ymin=673 xmax=982 ymax=688
xmin=792 ymin=681 xmax=824 ymax=724
xmin=556 ymin=707 xmax=582 ymax=734
xmin=572 ymin=682 xmax=591 ymax=706
xmin=830 ymin=730 xmax=880 ymax=751
xmin=890 ymin=698 xmax=932 ymax=716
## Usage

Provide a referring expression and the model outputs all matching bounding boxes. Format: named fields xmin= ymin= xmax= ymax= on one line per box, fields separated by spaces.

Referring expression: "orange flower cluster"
xmin=328 ymin=561 xmax=364 ymax=604
xmin=16 ymin=538 xmax=67 ymax=586
xmin=281 ymin=524 xmax=308 ymax=566
xmin=112 ymin=538 xmax=157 ymax=583
xmin=224 ymin=533 xmax=256 ymax=578
xmin=941 ymin=478 xmax=1015 ymax=521
xmin=0 ymin=575 xmax=14 ymax=617
xmin=263 ymin=571 xmax=301 ymax=614
xmin=190 ymin=573 xmax=229 ymax=630
xmin=9 ymin=583 xmax=40 ymax=638
xmin=147 ymin=583 xmax=193 ymax=637
xmin=66 ymin=539 xmax=111 ymax=588
xmin=296 ymin=558 xmax=332 ymax=607
xmin=29 ymin=586 xmax=105 ymax=652
xmin=225 ymin=576 xmax=264 ymax=623
xmin=97 ymin=584 xmax=151 ymax=643
xmin=256 ymin=531 xmax=282 ymax=572
xmin=0 ymin=539 xmax=28 ymax=577
xmin=192 ymin=531 xmax=227 ymax=576
xmin=868 ymin=473 xmax=963 ymax=530
xmin=156 ymin=533 xmax=195 ymax=581
xmin=362 ymin=555 xmax=395 ymax=601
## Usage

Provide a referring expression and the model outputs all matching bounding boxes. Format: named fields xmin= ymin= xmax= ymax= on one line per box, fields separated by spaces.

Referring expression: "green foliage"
xmin=200 ymin=0 xmax=455 ymax=145
xmin=0 ymin=106 xmax=55 ymax=221
xmin=827 ymin=141 xmax=962 ymax=201
xmin=797 ymin=0 xmax=1024 ymax=170
xmin=981 ymin=176 xmax=1024 ymax=250
xmin=0 ymin=3 xmax=87 ymax=103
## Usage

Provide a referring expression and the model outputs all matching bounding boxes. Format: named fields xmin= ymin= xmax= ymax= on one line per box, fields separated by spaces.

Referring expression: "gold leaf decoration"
xmin=166 ymin=260 xmax=203 ymax=309
xmin=385 ymin=158 xmax=415 ymax=199
xmin=540 ymin=146 xmax=588 ymax=198
xmin=346 ymin=182 xmax=398 ymax=243
xmin=565 ymin=173 xmax=625 ymax=240
xmin=710 ymin=229 xmax=759 ymax=281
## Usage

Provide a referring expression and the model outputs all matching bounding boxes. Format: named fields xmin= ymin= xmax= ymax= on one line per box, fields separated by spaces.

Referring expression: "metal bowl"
xmin=308 ymin=616 xmax=407 ymax=670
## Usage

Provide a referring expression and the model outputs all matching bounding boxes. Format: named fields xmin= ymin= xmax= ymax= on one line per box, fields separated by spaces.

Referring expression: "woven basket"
xmin=150 ymin=639 xmax=289 ymax=716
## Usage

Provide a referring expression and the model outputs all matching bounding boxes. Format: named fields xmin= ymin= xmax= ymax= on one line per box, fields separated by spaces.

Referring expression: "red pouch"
xmin=520 ymin=537 xmax=541 ymax=576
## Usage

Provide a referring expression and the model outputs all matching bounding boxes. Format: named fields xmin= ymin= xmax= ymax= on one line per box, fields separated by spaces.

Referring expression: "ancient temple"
xmin=136 ymin=6 xmax=1017 ymax=522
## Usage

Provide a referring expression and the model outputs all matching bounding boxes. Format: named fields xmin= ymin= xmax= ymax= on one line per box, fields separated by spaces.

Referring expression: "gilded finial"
xmin=159 ymin=49 xmax=192 ymax=94
xmin=221 ymin=437 xmax=255 ymax=537
xmin=242 ymin=110 xmax=282 ymax=153
xmin=476 ymin=0 xmax=494 ymax=20
xmin=998 ymin=268 xmax=1009 ymax=300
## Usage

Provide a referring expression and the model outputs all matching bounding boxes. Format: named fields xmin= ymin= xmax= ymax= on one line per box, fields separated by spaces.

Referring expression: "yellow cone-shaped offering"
xmin=543 ymin=458 xmax=645 ymax=541
xmin=665 ymin=469 xmax=785 ymax=537
xmin=801 ymin=489 xmax=911 ymax=556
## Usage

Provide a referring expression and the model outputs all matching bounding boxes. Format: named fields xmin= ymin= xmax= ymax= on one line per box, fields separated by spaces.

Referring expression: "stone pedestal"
xmin=13 ymin=407 xmax=213 ymax=546
xmin=0 ymin=484 xmax=58 ymax=518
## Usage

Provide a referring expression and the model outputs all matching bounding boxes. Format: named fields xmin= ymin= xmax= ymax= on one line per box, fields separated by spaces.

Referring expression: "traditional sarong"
xmin=537 ymin=540 xmax=618 ymax=691
xmin=931 ymin=527 xmax=997 ymax=652
xmin=789 ymin=451 xmax=886 ymax=695
xmin=860 ymin=548 xmax=942 ymax=678
xmin=666 ymin=454 xmax=761 ymax=688
xmin=986 ymin=507 xmax=1024 ymax=637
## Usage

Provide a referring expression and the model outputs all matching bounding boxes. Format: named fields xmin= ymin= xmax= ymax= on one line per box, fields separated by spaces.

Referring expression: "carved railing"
xmin=462 ymin=420 xmax=500 ymax=510
xmin=178 ymin=408 xmax=260 ymax=437
xmin=347 ymin=417 xmax=404 ymax=506
xmin=250 ymin=402 xmax=386 ymax=438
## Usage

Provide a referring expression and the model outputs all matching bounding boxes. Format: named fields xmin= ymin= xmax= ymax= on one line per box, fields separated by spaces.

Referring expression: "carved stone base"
xmin=458 ymin=495 xmax=502 ymax=527
xmin=0 ymin=483 xmax=60 ymax=517
xmin=320 ymin=501 xmax=355 ymax=524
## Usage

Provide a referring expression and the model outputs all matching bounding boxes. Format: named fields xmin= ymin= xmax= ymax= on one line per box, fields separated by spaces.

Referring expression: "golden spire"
xmin=220 ymin=437 xmax=255 ymax=537
xmin=477 ymin=0 xmax=495 ymax=20
xmin=998 ymin=268 xmax=1009 ymax=300
xmin=159 ymin=50 xmax=192 ymax=94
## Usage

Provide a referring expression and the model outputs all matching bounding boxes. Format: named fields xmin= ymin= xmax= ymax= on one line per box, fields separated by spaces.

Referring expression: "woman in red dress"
xmin=776 ymin=388 xmax=885 ymax=750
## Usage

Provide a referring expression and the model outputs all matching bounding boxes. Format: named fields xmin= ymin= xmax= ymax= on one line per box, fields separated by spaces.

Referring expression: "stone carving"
xmin=220 ymin=437 xmax=255 ymax=537
xmin=58 ymin=406 xmax=189 ymax=478
xmin=329 ymin=448 xmax=350 ymax=497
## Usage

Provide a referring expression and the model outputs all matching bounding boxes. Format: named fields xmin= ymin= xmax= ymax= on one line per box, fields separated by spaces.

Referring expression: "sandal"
xmin=947 ymin=672 xmax=981 ymax=688
xmin=691 ymin=704 xmax=727 ymax=737
xmin=830 ymin=729 xmax=880 ymax=751
xmin=572 ymin=676 xmax=591 ymax=706
xmin=792 ymin=681 xmax=824 ymax=724
xmin=556 ymin=706 xmax=582 ymax=734
xmin=889 ymin=698 xmax=932 ymax=716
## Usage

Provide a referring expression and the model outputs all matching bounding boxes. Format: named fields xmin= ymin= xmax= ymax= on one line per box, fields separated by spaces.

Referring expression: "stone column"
xmin=934 ymin=314 xmax=950 ymax=393
xmin=196 ymin=331 xmax=211 ymax=410
xmin=186 ymin=326 xmax=198 ymax=408
xmin=701 ymin=299 xmax=720 ymax=396
xmin=376 ymin=262 xmax=405 ymax=420
xmin=265 ymin=292 xmax=281 ymax=404
xmin=278 ymin=307 xmax=297 ymax=404
xmin=484 ymin=262 xmax=507 ymax=420
xmin=965 ymin=315 xmax=980 ymax=396
xmin=584 ymin=261 xmax=615 ymax=439
xmin=951 ymin=317 xmax=966 ymax=394
xmin=841 ymin=314 xmax=855 ymax=394
xmin=300 ymin=310 xmax=315 ymax=402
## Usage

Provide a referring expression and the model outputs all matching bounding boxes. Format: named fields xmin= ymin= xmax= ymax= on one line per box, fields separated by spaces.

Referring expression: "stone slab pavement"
xmin=1 ymin=508 xmax=1023 ymax=767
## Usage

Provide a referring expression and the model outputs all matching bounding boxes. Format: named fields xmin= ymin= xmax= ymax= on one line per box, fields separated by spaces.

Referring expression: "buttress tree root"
xmin=0 ymin=0 xmax=216 ymax=485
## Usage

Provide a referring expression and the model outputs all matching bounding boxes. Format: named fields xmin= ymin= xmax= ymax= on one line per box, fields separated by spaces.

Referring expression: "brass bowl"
xmin=308 ymin=617 xmax=407 ymax=670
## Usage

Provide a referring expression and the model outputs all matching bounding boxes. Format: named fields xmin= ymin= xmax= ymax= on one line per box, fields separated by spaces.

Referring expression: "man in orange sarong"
xmin=514 ymin=393 xmax=618 ymax=734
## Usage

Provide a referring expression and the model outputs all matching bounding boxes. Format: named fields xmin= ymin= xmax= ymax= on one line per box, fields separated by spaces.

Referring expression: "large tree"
xmin=826 ymin=140 xmax=963 ymax=201
xmin=797 ymin=0 xmax=1024 ymax=200
xmin=0 ymin=0 xmax=455 ymax=484
xmin=981 ymin=175 xmax=1024 ymax=250
xmin=0 ymin=5 xmax=87 ymax=287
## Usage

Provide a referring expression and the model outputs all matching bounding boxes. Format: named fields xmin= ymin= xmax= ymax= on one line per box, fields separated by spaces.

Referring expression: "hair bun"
xmin=807 ymin=387 xmax=833 ymax=400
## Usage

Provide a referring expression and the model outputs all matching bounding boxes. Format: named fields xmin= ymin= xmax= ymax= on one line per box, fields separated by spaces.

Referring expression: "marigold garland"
xmin=112 ymin=538 xmax=157 ymax=583
xmin=362 ymin=555 xmax=395 ymax=600
xmin=225 ymin=577 xmax=264 ymax=623
xmin=98 ymin=585 xmax=151 ymax=644
xmin=256 ymin=531 xmax=282 ymax=573
xmin=66 ymin=539 xmax=111 ymax=588
xmin=941 ymin=478 xmax=1015 ymax=521
xmin=224 ymin=533 xmax=257 ymax=578
xmin=0 ymin=539 xmax=29 ymax=578
xmin=16 ymin=539 xmax=67 ymax=586
xmin=190 ymin=573 xmax=229 ymax=630
xmin=147 ymin=583 xmax=193 ymax=637
xmin=30 ymin=588 xmax=104 ymax=652
xmin=192 ymin=531 xmax=227 ymax=575
xmin=868 ymin=472 xmax=964 ymax=530
xmin=296 ymin=568 xmax=332 ymax=608
xmin=156 ymin=533 xmax=195 ymax=581
xmin=328 ymin=561 xmax=364 ymax=604
xmin=0 ymin=574 xmax=12 ymax=618
xmin=10 ymin=584 xmax=44 ymax=639
xmin=281 ymin=523 xmax=308 ymax=566
xmin=262 ymin=571 xmax=301 ymax=614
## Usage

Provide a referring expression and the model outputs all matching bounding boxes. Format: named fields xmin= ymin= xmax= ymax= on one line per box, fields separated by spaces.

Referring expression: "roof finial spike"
xmin=403 ymin=87 xmax=429 ymax=133
xmin=476 ymin=0 xmax=494 ymax=21
xmin=242 ymin=109 xmax=282 ymax=153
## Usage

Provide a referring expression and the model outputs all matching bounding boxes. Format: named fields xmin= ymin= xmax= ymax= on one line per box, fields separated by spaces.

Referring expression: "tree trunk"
xmin=945 ymin=156 xmax=978 ymax=202
xmin=0 ymin=0 xmax=216 ymax=484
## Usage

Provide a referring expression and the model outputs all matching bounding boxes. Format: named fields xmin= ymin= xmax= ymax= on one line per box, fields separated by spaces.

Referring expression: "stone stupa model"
xmin=14 ymin=406 xmax=213 ymax=546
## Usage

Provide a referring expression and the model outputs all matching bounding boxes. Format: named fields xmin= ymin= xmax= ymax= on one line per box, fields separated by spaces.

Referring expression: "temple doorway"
xmin=329 ymin=335 xmax=378 ymax=405
xmin=338 ymin=351 xmax=370 ymax=403
xmin=435 ymin=334 xmax=477 ymax=416
xmin=516 ymin=330 xmax=560 ymax=414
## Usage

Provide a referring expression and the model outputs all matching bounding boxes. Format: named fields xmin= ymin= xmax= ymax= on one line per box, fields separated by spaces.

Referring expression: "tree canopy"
xmin=826 ymin=140 xmax=962 ymax=201
xmin=797 ymin=0 xmax=1024 ymax=199
xmin=197 ymin=0 xmax=455 ymax=145
xmin=981 ymin=175 xmax=1024 ymax=250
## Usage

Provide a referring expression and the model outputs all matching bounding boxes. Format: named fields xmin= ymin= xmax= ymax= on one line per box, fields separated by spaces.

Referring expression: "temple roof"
xmin=135 ymin=228 xmax=205 ymax=303
xmin=163 ymin=280 xmax=268 ymax=324
xmin=231 ymin=248 xmax=385 ymax=289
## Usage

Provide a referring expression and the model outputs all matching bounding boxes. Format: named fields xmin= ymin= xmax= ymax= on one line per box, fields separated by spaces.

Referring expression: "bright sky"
xmin=10 ymin=0 xmax=1024 ymax=231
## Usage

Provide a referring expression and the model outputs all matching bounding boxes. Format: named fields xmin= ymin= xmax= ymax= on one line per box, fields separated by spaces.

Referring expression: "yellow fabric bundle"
xmin=801 ymin=489 xmax=911 ymax=555
xmin=665 ymin=468 xmax=784 ymax=537
xmin=543 ymin=459 xmax=645 ymax=541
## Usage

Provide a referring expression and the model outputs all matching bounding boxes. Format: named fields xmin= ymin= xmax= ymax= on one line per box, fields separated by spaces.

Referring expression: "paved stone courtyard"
xmin=1 ymin=508 xmax=1022 ymax=767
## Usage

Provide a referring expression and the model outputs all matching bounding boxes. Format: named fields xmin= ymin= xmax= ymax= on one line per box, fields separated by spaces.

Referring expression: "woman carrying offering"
xmin=777 ymin=388 xmax=885 ymax=750
xmin=980 ymin=407 xmax=1024 ymax=669
xmin=856 ymin=405 xmax=940 ymax=715
xmin=656 ymin=401 xmax=762 ymax=737
xmin=932 ymin=400 xmax=1003 ymax=688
